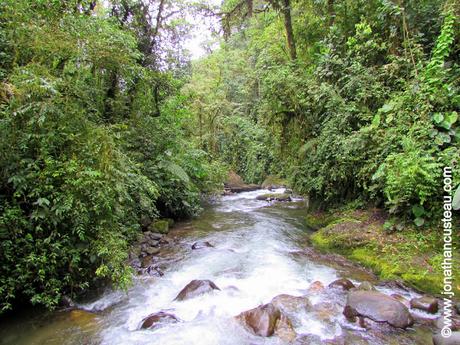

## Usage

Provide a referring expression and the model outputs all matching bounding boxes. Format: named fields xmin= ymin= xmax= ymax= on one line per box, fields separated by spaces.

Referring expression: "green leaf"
xmin=453 ymin=185 xmax=460 ymax=210
xmin=432 ymin=113 xmax=444 ymax=124
xmin=380 ymin=102 xmax=395 ymax=113
xmin=164 ymin=162 xmax=190 ymax=183
xmin=414 ymin=218 xmax=425 ymax=227
xmin=371 ymin=113 xmax=380 ymax=127
xmin=445 ymin=111 xmax=458 ymax=125
xmin=412 ymin=204 xmax=425 ymax=218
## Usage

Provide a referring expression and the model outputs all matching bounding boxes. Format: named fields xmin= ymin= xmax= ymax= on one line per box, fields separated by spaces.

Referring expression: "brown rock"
xmin=174 ymin=279 xmax=220 ymax=301
xmin=356 ymin=282 xmax=376 ymax=291
xmin=329 ymin=278 xmax=355 ymax=291
xmin=236 ymin=303 xmax=281 ymax=337
xmin=271 ymin=294 xmax=312 ymax=315
xmin=140 ymin=312 xmax=178 ymax=329
xmin=390 ymin=294 xmax=410 ymax=308
xmin=307 ymin=281 xmax=325 ymax=294
xmin=344 ymin=291 xmax=413 ymax=329
xmin=275 ymin=313 xmax=296 ymax=342
xmin=410 ymin=296 xmax=439 ymax=314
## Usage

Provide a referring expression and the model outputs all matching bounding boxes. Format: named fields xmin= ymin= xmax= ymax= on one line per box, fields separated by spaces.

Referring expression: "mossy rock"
xmin=149 ymin=220 xmax=169 ymax=234
xmin=261 ymin=175 xmax=288 ymax=188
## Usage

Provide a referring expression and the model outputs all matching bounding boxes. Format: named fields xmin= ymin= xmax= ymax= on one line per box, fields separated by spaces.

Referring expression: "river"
xmin=0 ymin=189 xmax=437 ymax=344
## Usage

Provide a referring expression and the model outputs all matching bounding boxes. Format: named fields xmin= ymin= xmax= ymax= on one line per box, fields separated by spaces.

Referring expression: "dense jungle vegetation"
xmin=0 ymin=0 xmax=459 ymax=313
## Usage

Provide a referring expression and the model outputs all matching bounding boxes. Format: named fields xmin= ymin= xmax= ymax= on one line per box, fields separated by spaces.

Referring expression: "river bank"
xmin=308 ymin=208 xmax=459 ymax=297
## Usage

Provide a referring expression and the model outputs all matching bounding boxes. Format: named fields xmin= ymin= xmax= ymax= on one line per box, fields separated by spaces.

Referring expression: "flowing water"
xmin=0 ymin=189 xmax=437 ymax=345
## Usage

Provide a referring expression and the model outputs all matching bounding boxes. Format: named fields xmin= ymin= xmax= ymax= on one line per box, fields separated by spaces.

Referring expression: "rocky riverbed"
xmin=0 ymin=189 xmax=458 ymax=345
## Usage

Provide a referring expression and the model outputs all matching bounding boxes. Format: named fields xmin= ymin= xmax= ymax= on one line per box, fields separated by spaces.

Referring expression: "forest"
xmin=0 ymin=0 xmax=459 ymax=338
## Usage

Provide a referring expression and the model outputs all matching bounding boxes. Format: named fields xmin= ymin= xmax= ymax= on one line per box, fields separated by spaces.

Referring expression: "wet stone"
xmin=344 ymin=291 xmax=413 ymax=329
xmin=140 ymin=312 xmax=178 ymax=329
xmin=174 ymin=279 xmax=220 ymax=301
xmin=236 ymin=303 xmax=281 ymax=337
xmin=410 ymin=296 xmax=439 ymax=314
xmin=329 ymin=278 xmax=355 ymax=291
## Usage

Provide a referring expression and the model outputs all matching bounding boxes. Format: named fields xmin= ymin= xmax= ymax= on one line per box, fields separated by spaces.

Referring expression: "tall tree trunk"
xmin=281 ymin=0 xmax=297 ymax=60
xmin=327 ymin=0 xmax=335 ymax=26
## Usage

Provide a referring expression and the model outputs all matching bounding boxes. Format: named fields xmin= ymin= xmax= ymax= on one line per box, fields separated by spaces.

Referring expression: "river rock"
xmin=149 ymin=220 xmax=170 ymax=234
xmin=192 ymin=241 xmax=214 ymax=250
xmin=294 ymin=334 xmax=323 ymax=345
xmin=307 ymin=281 xmax=325 ymax=294
xmin=433 ymin=332 xmax=460 ymax=345
xmin=149 ymin=232 xmax=163 ymax=240
xmin=275 ymin=313 xmax=296 ymax=342
xmin=435 ymin=315 xmax=460 ymax=331
xmin=141 ymin=255 xmax=154 ymax=268
xmin=140 ymin=312 xmax=179 ymax=329
xmin=311 ymin=302 xmax=339 ymax=322
xmin=236 ymin=303 xmax=281 ymax=337
xmin=271 ymin=294 xmax=312 ymax=315
xmin=343 ymin=291 xmax=413 ymax=328
xmin=390 ymin=294 xmax=410 ymax=308
xmin=356 ymin=282 xmax=376 ymax=291
xmin=69 ymin=310 xmax=98 ymax=329
xmin=256 ymin=193 xmax=291 ymax=202
xmin=146 ymin=265 xmax=164 ymax=277
xmin=174 ymin=279 xmax=220 ymax=301
xmin=410 ymin=296 xmax=438 ymax=314
xmin=329 ymin=278 xmax=355 ymax=291
xmin=144 ymin=247 xmax=160 ymax=256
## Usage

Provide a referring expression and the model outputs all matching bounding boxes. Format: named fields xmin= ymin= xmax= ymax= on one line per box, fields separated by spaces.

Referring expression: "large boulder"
xmin=149 ymin=220 xmax=170 ymax=234
xmin=410 ymin=296 xmax=438 ymax=314
xmin=174 ymin=279 xmax=220 ymax=301
xmin=140 ymin=312 xmax=178 ymax=329
xmin=343 ymin=291 xmax=413 ymax=329
xmin=329 ymin=278 xmax=355 ymax=291
xmin=235 ymin=303 xmax=281 ymax=337
xmin=271 ymin=294 xmax=312 ymax=315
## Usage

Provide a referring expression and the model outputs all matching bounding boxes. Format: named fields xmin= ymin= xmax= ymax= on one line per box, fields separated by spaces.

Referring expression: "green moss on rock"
xmin=309 ymin=209 xmax=454 ymax=296
xmin=149 ymin=220 xmax=170 ymax=234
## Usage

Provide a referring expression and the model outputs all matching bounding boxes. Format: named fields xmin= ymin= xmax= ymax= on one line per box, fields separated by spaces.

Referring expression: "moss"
xmin=304 ymin=212 xmax=340 ymax=230
xmin=261 ymin=175 xmax=288 ymax=188
xmin=149 ymin=220 xmax=170 ymax=234
xmin=309 ymin=209 xmax=456 ymax=296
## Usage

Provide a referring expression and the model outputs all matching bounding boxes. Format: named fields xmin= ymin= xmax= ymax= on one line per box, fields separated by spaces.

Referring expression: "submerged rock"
xmin=68 ymin=310 xmax=98 ymax=329
xmin=329 ymin=278 xmax=355 ymax=291
xmin=410 ymin=296 xmax=439 ymax=314
xmin=174 ymin=279 xmax=220 ymax=301
xmin=307 ymin=281 xmax=325 ymax=294
xmin=191 ymin=241 xmax=214 ymax=250
xmin=343 ymin=291 xmax=413 ymax=329
xmin=356 ymin=282 xmax=376 ymax=291
xmin=236 ymin=303 xmax=281 ymax=337
xmin=256 ymin=193 xmax=291 ymax=202
xmin=140 ymin=312 xmax=179 ymax=329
